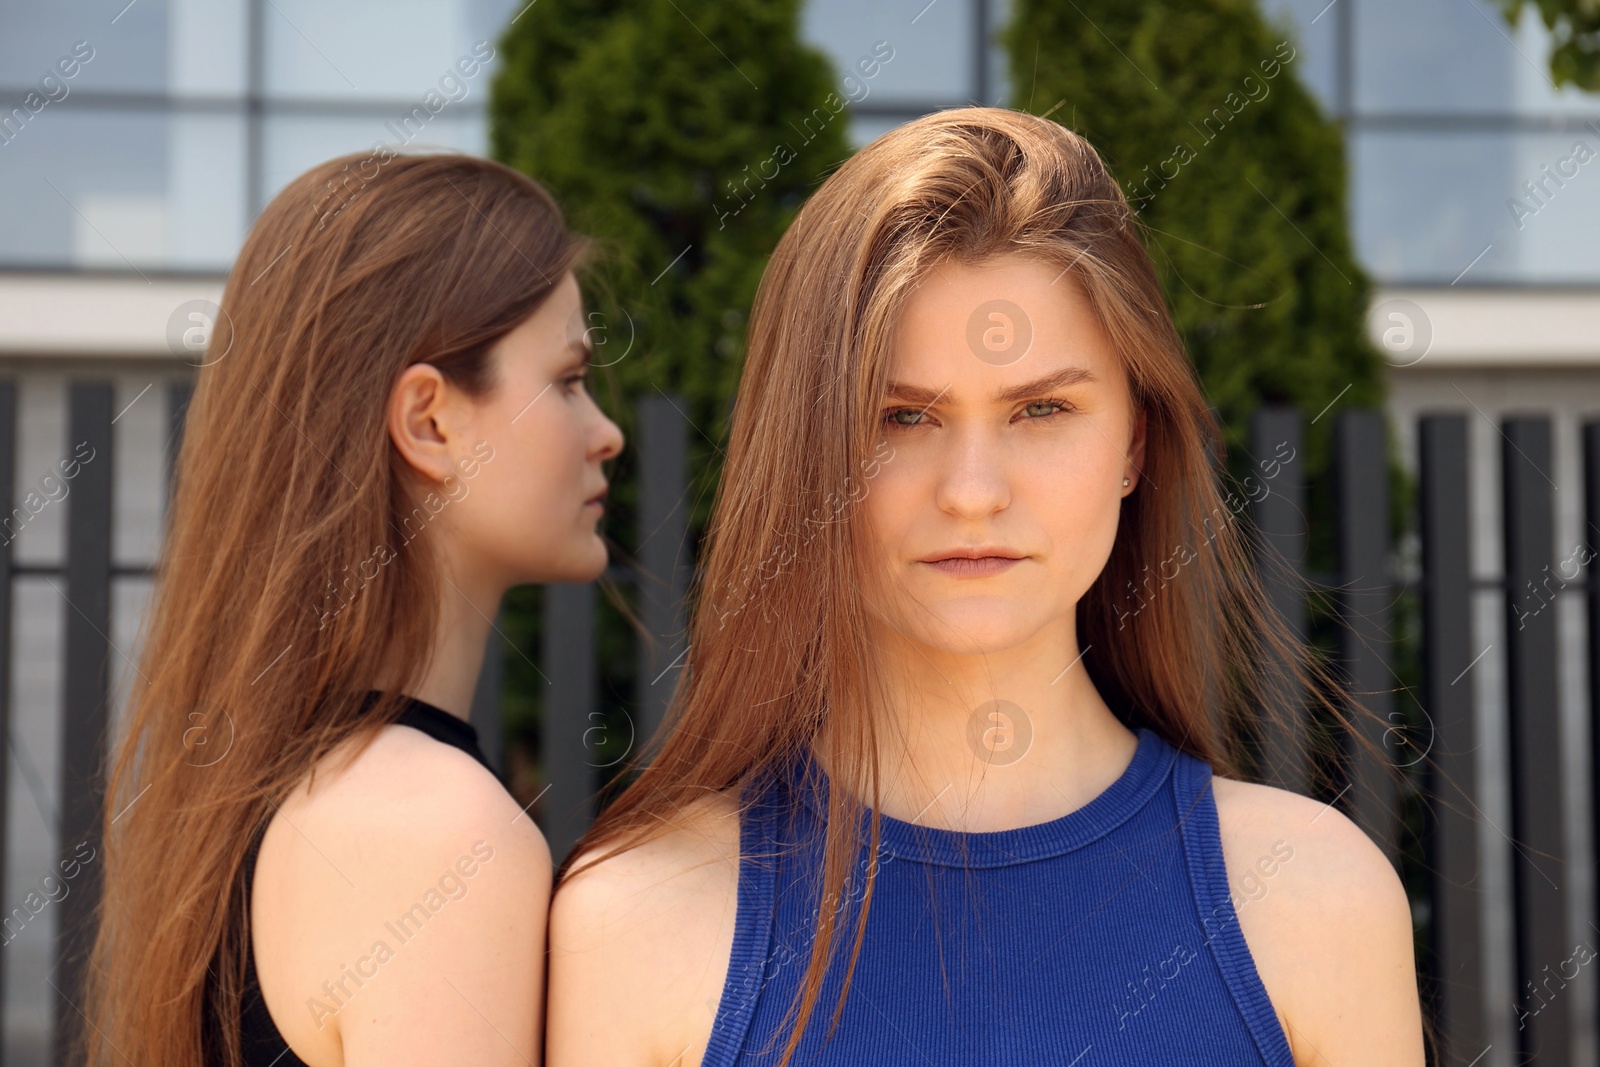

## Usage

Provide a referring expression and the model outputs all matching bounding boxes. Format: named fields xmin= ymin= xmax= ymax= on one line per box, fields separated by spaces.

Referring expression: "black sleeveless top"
xmin=231 ymin=691 xmax=502 ymax=1067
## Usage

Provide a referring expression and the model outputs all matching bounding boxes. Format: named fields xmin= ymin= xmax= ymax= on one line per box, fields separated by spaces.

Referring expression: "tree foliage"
xmin=488 ymin=0 xmax=854 ymax=772
xmin=1002 ymin=0 xmax=1387 ymax=519
xmin=1503 ymin=0 xmax=1600 ymax=91
xmin=491 ymin=0 xmax=854 ymax=532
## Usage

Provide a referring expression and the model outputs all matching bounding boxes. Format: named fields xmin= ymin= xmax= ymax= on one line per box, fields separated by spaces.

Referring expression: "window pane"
xmin=262 ymin=0 xmax=515 ymax=102
xmin=1354 ymin=0 xmax=1511 ymax=115
xmin=1352 ymin=127 xmax=1600 ymax=284
xmin=1259 ymin=0 xmax=1344 ymax=117
xmin=261 ymin=112 xmax=485 ymax=208
xmin=802 ymin=0 xmax=974 ymax=107
xmin=168 ymin=0 xmax=249 ymax=97
xmin=0 ymin=108 xmax=246 ymax=270
xmin=0 ymin=0 xmax=247 ymax=98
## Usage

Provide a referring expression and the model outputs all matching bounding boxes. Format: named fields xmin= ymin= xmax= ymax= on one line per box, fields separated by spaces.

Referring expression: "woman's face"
xmin=860 ymin=254 xmax=1145 ymax=655
xmin=394 ymin=271 xmax=624 ymax=590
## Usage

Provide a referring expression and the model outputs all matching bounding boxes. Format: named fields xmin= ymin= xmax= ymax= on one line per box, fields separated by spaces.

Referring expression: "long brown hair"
xmin=81 ymin=149 xmax=589 ymax=1067
xmin=564 ymin=106 xmax=1399 ymax=1065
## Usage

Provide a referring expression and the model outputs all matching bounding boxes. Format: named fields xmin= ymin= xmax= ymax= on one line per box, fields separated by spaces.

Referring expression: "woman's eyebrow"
xmin=884 ymin=366 xmax=1098 ymax=406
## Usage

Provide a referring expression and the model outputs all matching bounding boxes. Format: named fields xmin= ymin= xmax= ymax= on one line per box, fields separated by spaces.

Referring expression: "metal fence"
xmin=3 ymin=387 xmax=1597 ymax=1065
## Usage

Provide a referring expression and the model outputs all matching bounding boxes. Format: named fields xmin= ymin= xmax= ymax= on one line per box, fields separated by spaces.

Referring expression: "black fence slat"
xmin=1249 ymin=405 xmax=1308 ymax=794
xmin=541 ymin=581 xmax=595 ymax=871
xmin=469 ymin=603 xmax=505 ymax=778
xmin=635 ymin=394 xmax=690 ymax=753
xmin=1418 ymin=414 xmax=1486 ymax=1062
xmin=1334 ymin=408 xmax=1399 ymax=863
xmin=1585 ymin=418 xmax=1600 ymax=1059
xmin=1501 ymin=416 xmax=1569 ymax=1064
xmin=165 ymin=379 xmax=194 ymax=513
xmin=52 ymin=383 xmax=115 ymax=1066
xmin=0 ymin=381 xmax=13 ymax=1047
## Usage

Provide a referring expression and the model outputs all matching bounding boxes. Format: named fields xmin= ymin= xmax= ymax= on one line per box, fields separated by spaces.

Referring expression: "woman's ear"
xmin=387 ymin=363 xmax=465 ymax=485
xmin=1125 ymin=408 xmax=1148 ymax=491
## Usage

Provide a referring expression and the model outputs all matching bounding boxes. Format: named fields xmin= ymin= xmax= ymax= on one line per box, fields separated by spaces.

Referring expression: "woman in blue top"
xmin=545 ymin=107 xmax=1425 ymax=1066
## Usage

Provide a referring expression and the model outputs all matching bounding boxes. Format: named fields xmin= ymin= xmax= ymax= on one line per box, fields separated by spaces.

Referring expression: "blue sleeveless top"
xmin=702 ymin=726 xmax=1295 ymax=1065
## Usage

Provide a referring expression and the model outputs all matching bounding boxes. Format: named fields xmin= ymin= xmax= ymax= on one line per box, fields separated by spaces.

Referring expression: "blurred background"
xmin=1 ymin=1 xmax=1598 ymax=1065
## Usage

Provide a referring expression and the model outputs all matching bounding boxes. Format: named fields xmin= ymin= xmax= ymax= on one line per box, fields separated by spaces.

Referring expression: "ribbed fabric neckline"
xmin=790 ymin=726 xmax=1176 ymax=868
xmin=355 ymin=689 xmax=492 ymax=774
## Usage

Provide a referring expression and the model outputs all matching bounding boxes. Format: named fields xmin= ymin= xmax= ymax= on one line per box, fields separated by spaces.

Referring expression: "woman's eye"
xmin=881 ymin=399 xmax=1075 ymax=430
xmin=883 ymin=408 xmax=923 ymax=429
xmin=1023 ymin=399 xmax=1074 ymax=419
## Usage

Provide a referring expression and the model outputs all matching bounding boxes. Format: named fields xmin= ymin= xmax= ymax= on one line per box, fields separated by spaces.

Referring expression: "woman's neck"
xmin=810 ymin=635 xmax=1140 ymax=832
xmin=372 ymin=564 xmax=503 ymax=723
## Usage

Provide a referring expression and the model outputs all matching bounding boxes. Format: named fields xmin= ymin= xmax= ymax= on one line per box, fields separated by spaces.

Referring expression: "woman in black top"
xmin=78 ymin=149 xmax=622 ymax=1067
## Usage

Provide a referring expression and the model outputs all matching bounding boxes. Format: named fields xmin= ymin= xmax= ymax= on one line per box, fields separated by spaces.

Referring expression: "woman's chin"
xmin=516 ymin=538 xmax=609 ymax=586
xmin=896 ymin=610 xmax=1041 ymax=656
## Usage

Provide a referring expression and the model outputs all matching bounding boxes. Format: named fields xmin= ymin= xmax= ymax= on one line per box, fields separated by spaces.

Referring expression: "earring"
xmin=1122 ymin=477 xmax=1131 ymax=487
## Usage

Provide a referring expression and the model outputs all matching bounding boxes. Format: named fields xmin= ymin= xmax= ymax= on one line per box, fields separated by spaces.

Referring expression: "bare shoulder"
xmin=546 ymin=786 xmax=744 ymax=1067
xmin=1210 ymin=775 xmax=1424 ymax=1066
xmin=294 ymin=723 xmax=550 ymax=838
xmin=254 ymin=722 xmax=552 ymax=1065
xmin=265 ymin=719 xmax=551 ymax=885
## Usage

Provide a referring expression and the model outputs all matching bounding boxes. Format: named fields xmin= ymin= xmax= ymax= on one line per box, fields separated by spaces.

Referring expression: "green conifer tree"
xmin=1002 ymin=0 xmax=1385 ymax=477
xmin=491 ymin=0 xmax=854 ymax=526
xmin=488 ymin=0 xmax=855 ymax=782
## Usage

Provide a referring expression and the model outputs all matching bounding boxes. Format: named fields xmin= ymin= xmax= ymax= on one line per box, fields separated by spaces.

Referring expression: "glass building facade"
xmin=0 ymin=0 xmax=1596 ymax=284
xmin=0 ymin=0 xmax=515 ymax=271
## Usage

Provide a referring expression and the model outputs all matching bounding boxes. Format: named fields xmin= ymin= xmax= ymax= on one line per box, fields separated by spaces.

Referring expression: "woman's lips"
xmin=921 ymin=556 xmax=1021 ymax=577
